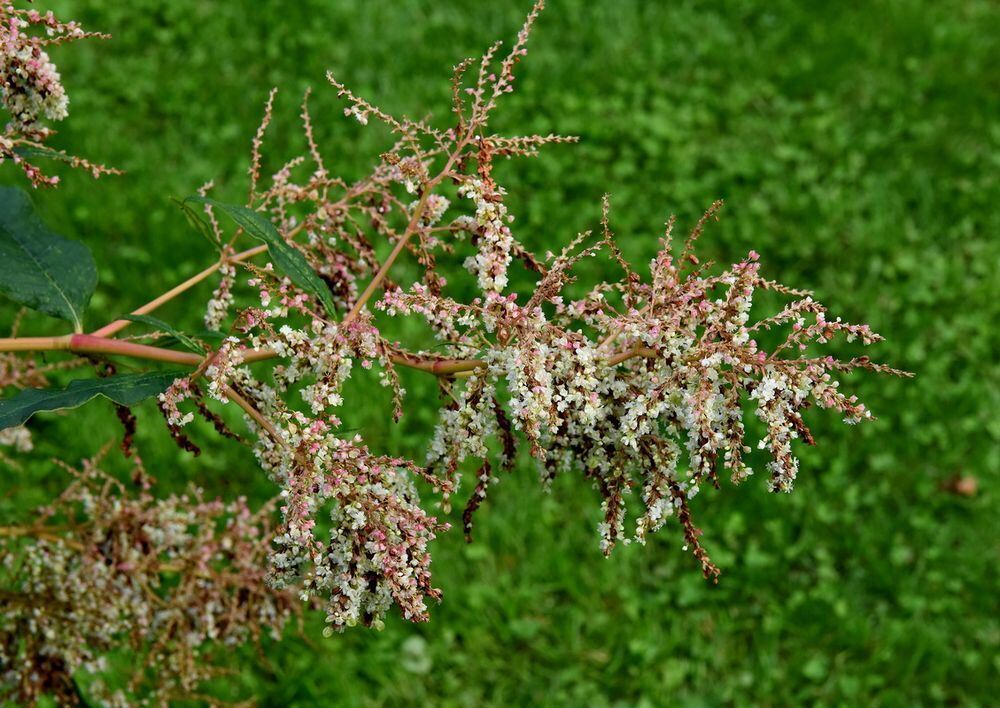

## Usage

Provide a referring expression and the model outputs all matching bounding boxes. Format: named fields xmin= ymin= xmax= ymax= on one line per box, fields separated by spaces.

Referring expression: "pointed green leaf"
xmin=172 ymin=197 xmax=221 ymax=247
xmin=123 ymin=314 xmax=207 ymax=353
xmin=12 ymin=145 xmax=77 ymax=164
xmin=0 ymin=187 xmax=97 ymax=331
xmin=186 ymin=196 xmax=336 ymax=317
xmin=0 ymin=370 xmax=185 ymax=430
xmin=161 ymin=328 xmax=227 ymax=350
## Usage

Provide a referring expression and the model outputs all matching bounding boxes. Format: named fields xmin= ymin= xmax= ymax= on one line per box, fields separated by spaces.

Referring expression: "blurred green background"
xmin=2 ymin=0 xmax=998 ymax=705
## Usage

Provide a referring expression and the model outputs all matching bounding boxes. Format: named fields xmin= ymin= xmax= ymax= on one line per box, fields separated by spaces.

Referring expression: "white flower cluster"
xmin=262 ymin=427 xmax=445 ymax=633
xmin=0 ymin=455 xmax=295 ymax=704
xmin=423 ymin=245 xmax=895 ymax=572
xmin=750 ymin=369 xmax=809 ymax=492
xmin=204 ymin=336 xmax=245 ymax=402
xmin=0 ymin=424 xmax=31 ymax=452
xmin=426 ymin=374 xmax=497 ymax=469
xmin=411 ymin=193 xmax=450 ymax=228
xmin=158 ymin=376 xmax=196 ymax=427
xmin=0 ymin=9 xmax=80 ymax=142
xmin=204 ymin=260 xmax=236 ymax=329
xmin=344 ymin=105 xmax=369 ymax=125
xmin=203 ymin=310 xmax=446 ymax=632
xmin=0 ymin=43 xmax=68 ymax=139
xmin=458 ymin=178 xmax=516 ymax=292
xmin=378 ymin=282 xmax=479 ymax=343
xmin=0 ymin=3 xmax=115 ymax=186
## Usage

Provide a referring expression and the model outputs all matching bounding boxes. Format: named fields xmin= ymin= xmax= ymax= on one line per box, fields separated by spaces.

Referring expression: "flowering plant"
xmin=0 ymin=1 xmax=909 ymax=703
xmin=0 ymin=0 xmax=116 ymax=186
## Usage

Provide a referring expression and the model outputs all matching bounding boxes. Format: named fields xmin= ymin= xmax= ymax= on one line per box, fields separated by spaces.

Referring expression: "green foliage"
xmin=12 ymin=145 xmax=79 ymax=164
xmin=122 ymin=313 xmax=206 ymax=353
xmin=172 ymin=197 xmax=223 ymax=247
xmin=187 ymin=196 xmax=338 ymax=316
xmin=0 ymin=369 xmax=182 ymax=429
xmin=2 ymin=0 xmax=997 ymax=704
xmin=0 ymin=187 xmax=95 ymax=331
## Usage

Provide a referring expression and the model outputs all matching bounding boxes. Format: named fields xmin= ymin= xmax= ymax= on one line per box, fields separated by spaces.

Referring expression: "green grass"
xmin=3 ymin=0 xmax=998 ymax=704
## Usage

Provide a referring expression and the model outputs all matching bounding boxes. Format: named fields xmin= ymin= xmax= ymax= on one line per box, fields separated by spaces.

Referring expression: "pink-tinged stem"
xmin=605 ymin=346 xmax=657 ymax=367
xmin=68 ymin=334 xmax=203 ymax=365
xmin=222 ymin=384 xmax=282 ymax=442
xmin=389 ymin=353 xmax=486 ymax=376
xmin=91 ymin=244 xmax=269 ymax=338
xmin=344 ymin=135 xmax=473 ymax=324
xmin=0 ymin=334 xmax=650 ymax=376
xmin=0 ymin=333 xmax=486 ymax=377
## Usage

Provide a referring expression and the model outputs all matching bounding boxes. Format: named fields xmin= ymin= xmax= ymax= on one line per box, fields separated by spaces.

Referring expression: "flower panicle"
xmin=0 ymin=1 xmax=118 ymax=186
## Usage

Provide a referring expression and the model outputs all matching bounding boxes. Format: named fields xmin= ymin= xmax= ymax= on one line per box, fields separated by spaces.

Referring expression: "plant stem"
xmin=0 ymin=525 xmax=85 ymax=550
xmin=0 ymin=333 xmax=652 ymax=377
xmin=70 ymin=334 xmax=204 ymax=365
xmin=91 ymin=244 xmax=269 ymax=338
xmin=0 ymin=335 xmax=72 ymax=352
xmin=389 ymin=352 xmax=485 ymax=376
xmin=344 ymin=135 xmax=472 ymax=324
xmin=222 ymin=384 xmax=281 ymax=442
xmin=0 ymin=333 xmax=486 ymax=377
xmin=605 ymin=346 xmax=656 ymax=367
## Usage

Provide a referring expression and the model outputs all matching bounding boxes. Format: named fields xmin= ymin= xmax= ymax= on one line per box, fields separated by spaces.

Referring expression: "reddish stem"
xmin=92 ymin=244 xmax=269 ymax=338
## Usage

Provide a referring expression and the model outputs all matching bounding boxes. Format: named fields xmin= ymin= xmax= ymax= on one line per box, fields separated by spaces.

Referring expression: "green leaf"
xmin=12 ymin=145 xmax=77 ymax=164
xmin=0 ymin=187 xmax=97 ymax=331
xmin=172 ymin=197 xmax=221 ymax=247
xmin=159 ymin=328 xmax=227 ymax=350
xmin=123 ymin=314 xmax=207 ymax=353
xmin=186 ymin=196 xmax=336 ymax=316
xmin=0 ymin=370 xmax=185 ymax=430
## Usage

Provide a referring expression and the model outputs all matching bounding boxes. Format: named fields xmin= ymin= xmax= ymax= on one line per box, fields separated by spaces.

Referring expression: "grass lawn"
xmin=2 ymin=0 xmax=998 ymax=704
